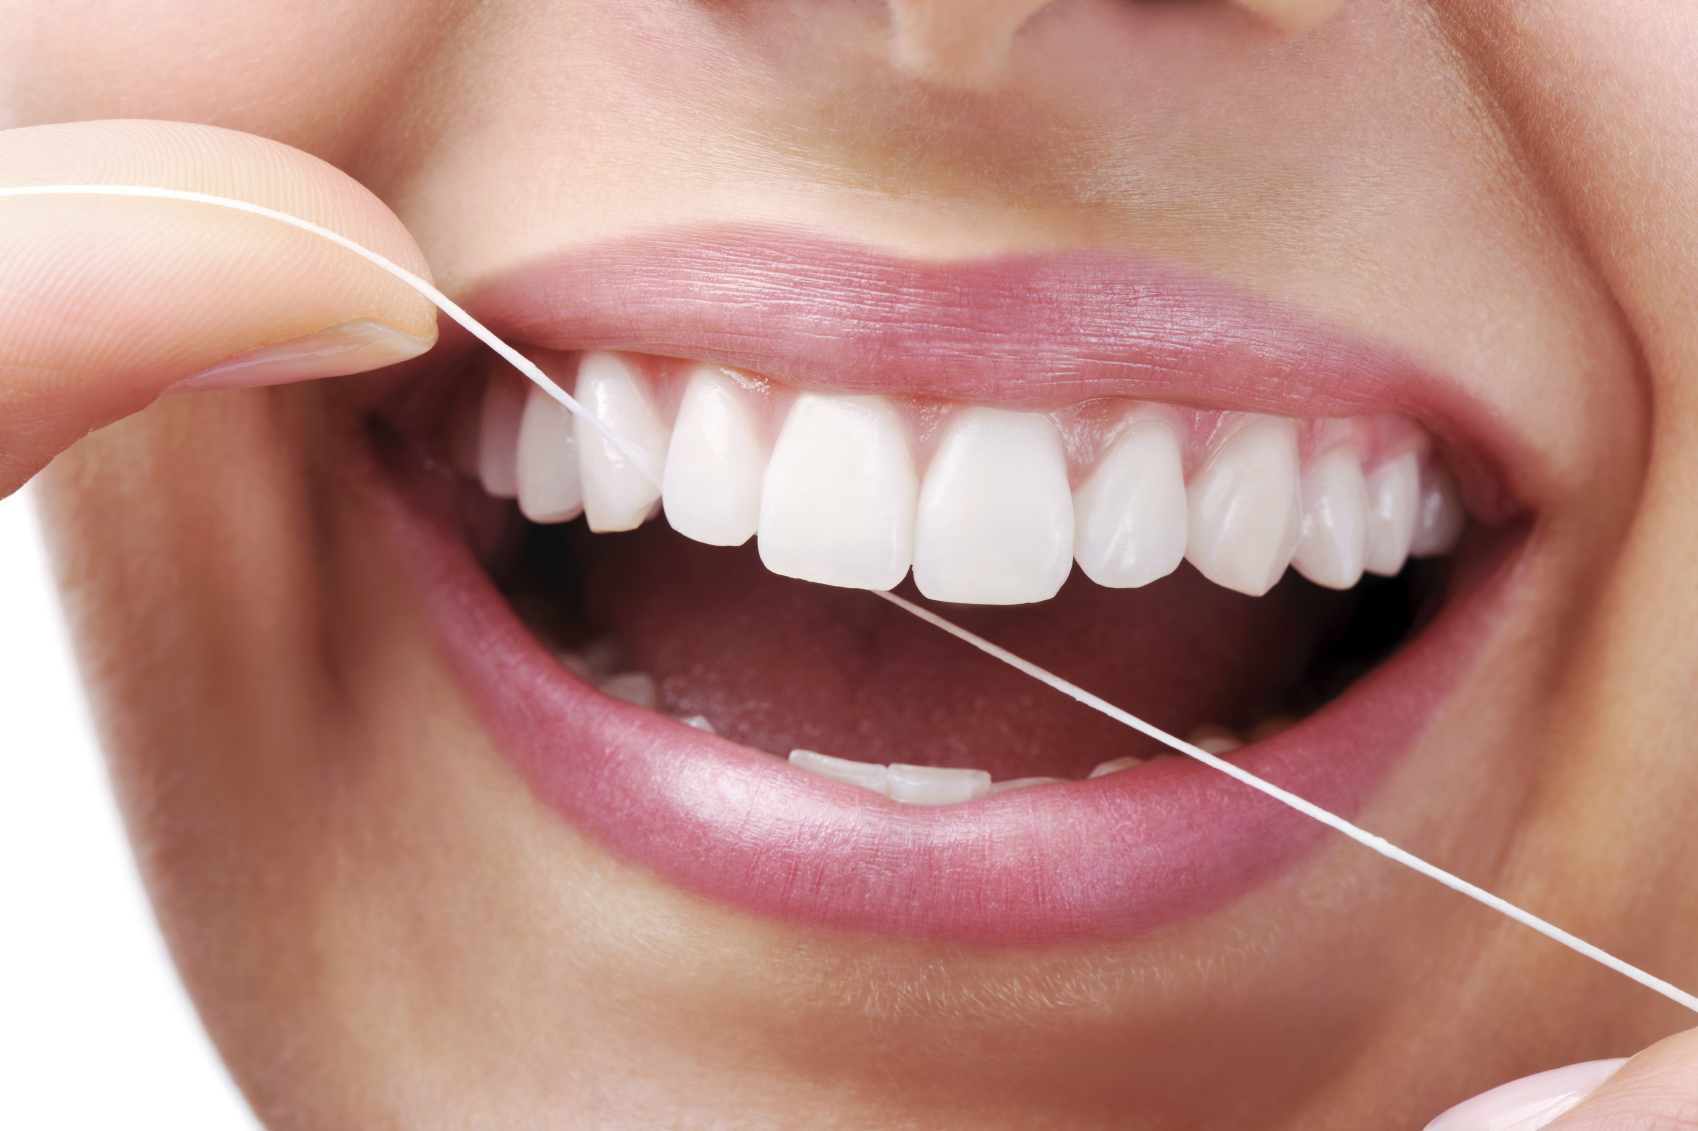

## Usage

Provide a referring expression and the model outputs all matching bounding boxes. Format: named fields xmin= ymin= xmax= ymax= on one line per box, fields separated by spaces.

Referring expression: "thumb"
xmin=1546 ymin=1028 xmax=1698 ymax=1130
xmin=0 ymin=119 xmax=438 ymax=498
xmin=1424 ymin=1028 xmax=1698 ymax=1131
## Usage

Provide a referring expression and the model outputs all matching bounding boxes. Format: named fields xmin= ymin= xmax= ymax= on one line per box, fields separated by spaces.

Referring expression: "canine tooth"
xmin=477 ymin=373 xmax=525 ymax=499
xmin=515 ymin=383 xmax=584 ymax=523
xmin=1291 ymin=448 xmax=1369 ymax=590
xmin=1185 ymin=416 xmax=1302 ymax=596
xmin=913 ymin=408 xmax=1074 ymax=604
xmin=663 ymin=365 xmax=766 ymax=546
xmin=1363 ymin=450 xmax=1419 ymax=576
xmin=597 ymin=672 xmax=659 ymax=709
xmin=886 ymin=764 xmax=993 ymax=804
xmin=788 ymin=749 xmax=891 ymax=795
xmin=574 ymin=351 xmax=670 ymax=532
xmin=758 ymin=394 xmax=919 ymax=590
xmin=990 ymin=776 xmax=1065 ymax=793
xmin=1088 ymin=756 xmax=1141 ymax=778
xmin=1072 ymin=419 xmax=1188 ymax=589
xmin=1187 ymin=725 xmax=1243 ymax=754
xmin=1409 ymin=463 xmax=1465 ymax=557
xmin=672 ymin=714 xmax=717 ymax=734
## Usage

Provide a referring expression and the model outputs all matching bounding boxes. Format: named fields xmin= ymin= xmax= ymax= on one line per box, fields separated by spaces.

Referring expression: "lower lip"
xmin=372 ymin=437 xmax=1511 ymax=944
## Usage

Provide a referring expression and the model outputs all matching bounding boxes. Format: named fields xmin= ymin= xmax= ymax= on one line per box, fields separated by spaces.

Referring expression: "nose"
xmin=887 ymin=0 xmax=1349 ymax=87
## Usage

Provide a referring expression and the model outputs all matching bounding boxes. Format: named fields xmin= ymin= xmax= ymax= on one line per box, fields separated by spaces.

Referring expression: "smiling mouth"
xmin=368 ymin=229 xmax=1526 ymax=942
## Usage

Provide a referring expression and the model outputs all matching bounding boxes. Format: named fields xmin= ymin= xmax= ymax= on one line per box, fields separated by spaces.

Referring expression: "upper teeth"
xmin=663 ymin=364 xmax=767 ymax=546
xmin=514 ymin=381 xmax=583 ymax=523
xmin=913 ymin=406 xmax=1075 ymax=604
xmin=758 ymin=393 xmax=919 ymax=592
xmin=1292 ymin=445 xmax=1370 ymax=590
xmin=1183 ymin=414 xmax=1303 ymax=597
xmin=472 ymin=349 xmax=1467 ymax=602
xmin=1363 ymin=450 xmax=1421 ymax=576
xmin=574 ymin=351 xmax=671 ymax=532
xmin=1071 ymin=414 xmax=1189 ymax=589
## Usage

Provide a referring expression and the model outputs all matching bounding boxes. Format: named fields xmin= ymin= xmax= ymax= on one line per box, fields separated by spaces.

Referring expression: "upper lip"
xmin=461 ymin=223 xmax=1528 ymax=524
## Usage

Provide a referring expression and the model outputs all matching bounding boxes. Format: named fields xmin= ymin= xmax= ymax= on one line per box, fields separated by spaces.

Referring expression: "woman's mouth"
xmin=366 ymin=229 xmax=1527 ymax=943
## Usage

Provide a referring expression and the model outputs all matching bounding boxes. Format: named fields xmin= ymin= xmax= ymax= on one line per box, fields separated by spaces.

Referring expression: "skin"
xmin=2 ymin=0 xmax=1696 ymax=1126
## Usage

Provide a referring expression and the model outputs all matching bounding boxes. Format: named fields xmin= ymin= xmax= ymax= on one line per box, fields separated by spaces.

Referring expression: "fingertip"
xmin=167 ymin=318 xmax=437 ymax=394
xmin=1542 ymin=1028 xmax=1698 ymax=1129
xmin=1425 ymin=1059 xmax=1628 ymax=1131
xmin=0 ymin=121 xmax=441 ymax=496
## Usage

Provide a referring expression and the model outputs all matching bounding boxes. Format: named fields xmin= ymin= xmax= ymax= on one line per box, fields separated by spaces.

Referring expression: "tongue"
xmin=574 ymin=523 xmax=1347 ymax=781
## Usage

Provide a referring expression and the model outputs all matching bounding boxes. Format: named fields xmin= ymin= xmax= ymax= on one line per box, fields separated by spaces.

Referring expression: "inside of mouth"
xmin=408 ymin=346 xmax=1463 ymax=789
xmin=501 ymin=520 xmax=1444 ymax=783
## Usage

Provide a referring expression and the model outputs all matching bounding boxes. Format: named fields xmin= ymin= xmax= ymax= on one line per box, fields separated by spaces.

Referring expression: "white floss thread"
xmin=10 ymin=183 xmax=1694 ymax=1015
xmin=874 ymin=590 xmax=1698 ymax=1014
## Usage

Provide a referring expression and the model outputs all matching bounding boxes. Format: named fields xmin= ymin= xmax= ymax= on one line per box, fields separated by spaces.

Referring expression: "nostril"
xmin=885 ymin=0 xmax=1055 ymax=88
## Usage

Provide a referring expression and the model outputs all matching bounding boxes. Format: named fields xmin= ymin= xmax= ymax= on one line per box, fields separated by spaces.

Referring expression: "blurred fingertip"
xmin=1424 ymin=1059 xmax=1629 ymax=1131
xmin=166 ymin=318 xmax=437 ymax=394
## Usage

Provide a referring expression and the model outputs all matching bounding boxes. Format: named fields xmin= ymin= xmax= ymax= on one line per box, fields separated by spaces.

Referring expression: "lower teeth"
xmin=496 ymin=497 xmax=1445 ymax=803
xmin=550 ymin=638 xmax=1305 ymax=802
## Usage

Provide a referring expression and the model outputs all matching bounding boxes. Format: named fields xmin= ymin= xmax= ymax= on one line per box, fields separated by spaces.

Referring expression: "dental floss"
xmin=874 ymin=590 xmax=1698 ymax=1015
xmin=11 ymin=184 xmax=1694 ymax=1016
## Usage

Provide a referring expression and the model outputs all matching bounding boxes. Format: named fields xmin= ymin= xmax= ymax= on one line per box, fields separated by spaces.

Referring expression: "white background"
xmin=0 ymin=486 xmax=261 ymax=1129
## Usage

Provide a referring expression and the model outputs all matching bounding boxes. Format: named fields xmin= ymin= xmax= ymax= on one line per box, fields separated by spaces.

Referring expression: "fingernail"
xmin=1425 ymin=1058 xmax=1629 ymax=1131
xmin=168 ymin=319 xmax=435 ymax=393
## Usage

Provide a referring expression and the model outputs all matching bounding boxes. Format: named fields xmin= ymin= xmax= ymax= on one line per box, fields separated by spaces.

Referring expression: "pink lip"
xmin=368 ymin=231 xmax=1524 ymax=943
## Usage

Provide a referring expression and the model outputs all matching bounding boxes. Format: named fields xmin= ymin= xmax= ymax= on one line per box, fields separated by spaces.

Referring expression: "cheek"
xmin=7 ymin=0 xmax=455 ymax=160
